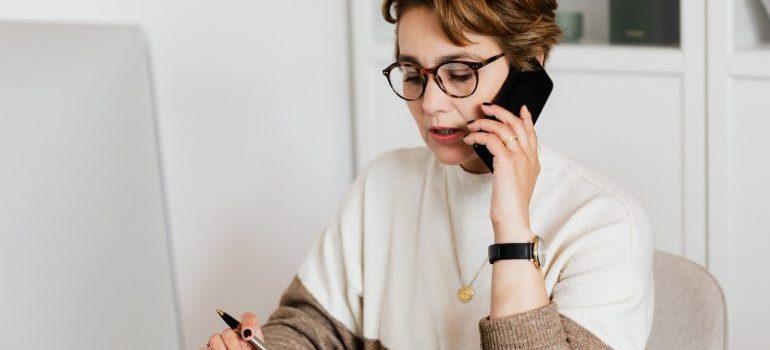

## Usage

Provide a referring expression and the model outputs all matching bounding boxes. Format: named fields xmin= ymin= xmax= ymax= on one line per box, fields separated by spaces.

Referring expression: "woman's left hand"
xmin=463 ymin=103 xmax=541 ymax=243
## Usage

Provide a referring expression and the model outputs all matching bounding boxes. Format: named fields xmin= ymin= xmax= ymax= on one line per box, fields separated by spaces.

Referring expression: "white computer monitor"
xmin=0 ymin=21 xmax=183 ymax=349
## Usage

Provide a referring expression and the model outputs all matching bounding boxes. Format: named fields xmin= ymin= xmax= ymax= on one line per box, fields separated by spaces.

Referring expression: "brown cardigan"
xmin=261 ymin=276 xmax=615 ymax=350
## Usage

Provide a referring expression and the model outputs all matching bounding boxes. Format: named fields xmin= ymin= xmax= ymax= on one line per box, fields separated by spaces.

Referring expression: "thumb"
xmin=239 ymin=312 xmax=264 ymax=341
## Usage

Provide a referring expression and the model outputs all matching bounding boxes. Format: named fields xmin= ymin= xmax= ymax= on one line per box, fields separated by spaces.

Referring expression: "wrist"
xmin=493 ymin=226 xmax=534 ymax=243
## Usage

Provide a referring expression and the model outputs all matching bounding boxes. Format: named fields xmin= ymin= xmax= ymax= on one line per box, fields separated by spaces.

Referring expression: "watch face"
xmin=536 ymin=235 xmax=547 ymax=267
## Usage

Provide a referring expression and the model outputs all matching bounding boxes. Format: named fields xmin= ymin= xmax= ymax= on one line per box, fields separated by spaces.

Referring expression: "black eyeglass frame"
xmin=381 ymin=52 xmax=507 ymax=101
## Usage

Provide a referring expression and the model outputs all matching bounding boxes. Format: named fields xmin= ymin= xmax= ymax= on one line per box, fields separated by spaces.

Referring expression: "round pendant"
xmin=457 ymin=285 xmax=474 ymax=303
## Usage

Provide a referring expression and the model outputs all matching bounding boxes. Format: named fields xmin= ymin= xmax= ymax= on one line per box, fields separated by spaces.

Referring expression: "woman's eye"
xmin=450 ymin=74 xmax=473 ymax=82
xmin=404 ymin=75 xmax=422 ymax=84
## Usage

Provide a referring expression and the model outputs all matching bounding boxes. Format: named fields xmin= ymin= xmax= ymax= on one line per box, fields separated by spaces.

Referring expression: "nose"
xmin=421 ymin=75 xmax=451 ymax=116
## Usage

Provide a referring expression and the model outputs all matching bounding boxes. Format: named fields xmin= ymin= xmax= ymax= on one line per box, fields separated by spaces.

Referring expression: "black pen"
xmin=216 ymin=308 xmax=270 ymax=350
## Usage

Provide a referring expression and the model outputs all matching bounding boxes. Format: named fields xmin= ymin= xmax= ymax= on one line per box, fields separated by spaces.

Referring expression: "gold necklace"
xmin=445 ymin=170 xmax=488 ymax=303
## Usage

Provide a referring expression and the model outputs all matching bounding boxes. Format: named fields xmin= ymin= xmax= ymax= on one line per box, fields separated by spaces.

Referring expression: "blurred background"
xmin=1 ymin=0 xmax=769 ymax=349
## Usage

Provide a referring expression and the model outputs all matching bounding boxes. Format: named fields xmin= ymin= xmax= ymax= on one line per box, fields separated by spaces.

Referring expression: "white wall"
xmin=0 ymin=1 xmax=353 ymax=348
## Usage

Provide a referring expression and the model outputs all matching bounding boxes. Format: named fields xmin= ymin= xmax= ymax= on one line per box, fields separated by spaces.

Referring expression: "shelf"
xmin=556 ymin=0 xmax=680 ymax=48
xmin=730 ymin=0 xmax=770 ymax=78
xmin=549 ymin=44 xmax=683 ymax=74
xmin=733 ymin=0 xmax=770 ymax=49
xmin=735 ymin=43 xmax=770 ymax=51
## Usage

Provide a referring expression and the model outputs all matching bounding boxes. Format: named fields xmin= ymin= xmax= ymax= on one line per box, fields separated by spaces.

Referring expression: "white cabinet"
xmin=349 ymin=1 xmax=769 ymax=347
xmin=708 ymin=1 xmax=770 ymax=348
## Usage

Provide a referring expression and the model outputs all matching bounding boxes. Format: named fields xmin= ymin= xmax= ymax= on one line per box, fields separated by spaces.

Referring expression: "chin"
xmin=427 ymin=141 xmax=476 ymax=166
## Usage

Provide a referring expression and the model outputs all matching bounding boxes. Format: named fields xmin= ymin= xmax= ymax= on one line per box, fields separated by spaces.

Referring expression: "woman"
xmin=203 ymin=0 xmax=654 ymax=349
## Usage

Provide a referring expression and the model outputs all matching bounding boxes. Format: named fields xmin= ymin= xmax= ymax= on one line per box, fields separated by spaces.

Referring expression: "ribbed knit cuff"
xmin=479 ymin=301 xmax=567 ymax=350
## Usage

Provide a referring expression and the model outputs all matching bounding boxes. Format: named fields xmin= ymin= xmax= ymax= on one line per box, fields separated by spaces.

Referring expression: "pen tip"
xmin=216 ymin=308 xmax=225 ymax=316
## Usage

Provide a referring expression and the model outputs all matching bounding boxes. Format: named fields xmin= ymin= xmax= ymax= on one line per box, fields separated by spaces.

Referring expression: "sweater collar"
xmin=445 ymin=159 xmax=494 ymax=221
xmin=442 ymin=139 xmax=562 ymax=222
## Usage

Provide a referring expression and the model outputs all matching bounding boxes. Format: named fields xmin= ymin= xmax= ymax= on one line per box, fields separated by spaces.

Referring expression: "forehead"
xmin=396 ymin=7 xmax=500 ymax=67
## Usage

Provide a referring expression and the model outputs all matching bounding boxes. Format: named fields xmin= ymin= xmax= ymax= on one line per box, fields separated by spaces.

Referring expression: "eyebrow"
xmin=397 ymin=52 xmax=485 ymax=66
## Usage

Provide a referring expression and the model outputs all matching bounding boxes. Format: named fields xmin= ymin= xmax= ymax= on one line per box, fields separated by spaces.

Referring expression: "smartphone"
xmin=472 ymin=57 xmax=553 ymax=172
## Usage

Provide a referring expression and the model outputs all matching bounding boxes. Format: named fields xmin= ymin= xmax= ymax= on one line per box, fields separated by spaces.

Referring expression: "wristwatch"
xmin=488 ymin=233 xmax=547 ymax=269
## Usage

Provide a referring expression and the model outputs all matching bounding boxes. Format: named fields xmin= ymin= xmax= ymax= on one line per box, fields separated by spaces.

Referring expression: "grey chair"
xmin=647 ymin=251 xmax=727 ymax=350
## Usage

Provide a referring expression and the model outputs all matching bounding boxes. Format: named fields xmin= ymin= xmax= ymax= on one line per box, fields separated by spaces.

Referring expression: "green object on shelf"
xmin=556 ymin=11 xmax=584 ymax=43
xmin=610 ymin=0 xmax=680 ymax=46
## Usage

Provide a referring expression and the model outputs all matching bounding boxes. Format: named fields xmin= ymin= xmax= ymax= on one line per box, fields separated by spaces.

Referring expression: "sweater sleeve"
xmin=260 ymin=170 xmax=383 ymax=349
xmin=478 ymin=302 xmax=615 ymax=350
xmin=478 ymin=194 xmax=655 ymax=350
xmin=260 ymin=276 xmax=384 ymax=349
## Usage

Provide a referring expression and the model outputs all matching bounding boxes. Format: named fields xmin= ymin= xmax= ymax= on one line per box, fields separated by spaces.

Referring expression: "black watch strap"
xmin=488 ymin=243 xmax=533 ymax=264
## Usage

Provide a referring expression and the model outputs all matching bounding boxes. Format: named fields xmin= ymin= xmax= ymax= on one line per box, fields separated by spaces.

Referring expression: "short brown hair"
xmin=382 ymin=0 xmax=562 ymax=71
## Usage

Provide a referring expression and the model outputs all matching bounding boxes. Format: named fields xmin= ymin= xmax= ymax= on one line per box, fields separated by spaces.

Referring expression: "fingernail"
xmin=482 ymin=102 xmax=492 ymax=106
xmin=242 ymin=329 xmax=252 ymax=339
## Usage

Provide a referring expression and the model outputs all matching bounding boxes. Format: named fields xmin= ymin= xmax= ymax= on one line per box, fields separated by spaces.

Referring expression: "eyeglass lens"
xmin=387 ymin=62 xmax=477 ymax=100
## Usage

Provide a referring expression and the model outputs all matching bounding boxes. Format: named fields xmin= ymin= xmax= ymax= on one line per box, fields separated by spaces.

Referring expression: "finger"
xmin=208 ymin=334 xmax=226 ymax=350
xmin=240 ymin=312 xmax=257 ymax=340
xmin=481 ymin=103 xmax=532 ymax=158
xmin=221 ymin=328 xmax=250 ymax=350
xmin=481 ymin=104 xmax=537 ymax=159
xmin=463 ymin=131 xmax=510 ymax=160
xmin=466 ymin=117 xmax=524 ymax=156
xmin=507 ymin=114 xmax=530 ymax=157
xmin=519 ymin=105 xmax=538 ymax=149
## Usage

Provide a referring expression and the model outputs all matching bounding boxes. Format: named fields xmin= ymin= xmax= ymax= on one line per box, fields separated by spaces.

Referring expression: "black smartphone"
xmin=472 ymin=57 xmax=553 ymax=172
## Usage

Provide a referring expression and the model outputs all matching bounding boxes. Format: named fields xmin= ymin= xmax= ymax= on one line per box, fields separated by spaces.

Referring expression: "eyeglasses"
xmin=382 ymin=52 xmax=506 ymax=101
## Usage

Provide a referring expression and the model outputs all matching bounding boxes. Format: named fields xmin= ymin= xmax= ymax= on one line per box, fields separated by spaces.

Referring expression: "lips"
xmin=428 ymin=126 xmax=466 ymax=144
xmin=429 ymin=126 xmax=463 ymax=132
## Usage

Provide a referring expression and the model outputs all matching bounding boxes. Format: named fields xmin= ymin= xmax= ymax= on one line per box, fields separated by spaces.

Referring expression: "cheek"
xmin=479 ymin=86 xmax=497 ymax=102
xmin=473 ymin=65 xmax=509 ymax=108
xmin=406 ymin=101 xmax=425 ymax=127
xmin=453 ymin=97 xmax=485 ymax=120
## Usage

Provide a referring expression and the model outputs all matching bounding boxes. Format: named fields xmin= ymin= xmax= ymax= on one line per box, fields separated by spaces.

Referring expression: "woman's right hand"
xmin=201 ymin=312 xmax=265 ymax=350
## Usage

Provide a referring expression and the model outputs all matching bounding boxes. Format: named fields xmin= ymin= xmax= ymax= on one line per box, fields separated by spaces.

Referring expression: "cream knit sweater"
xmin=262 ymin=140 xmax=655 ymax=350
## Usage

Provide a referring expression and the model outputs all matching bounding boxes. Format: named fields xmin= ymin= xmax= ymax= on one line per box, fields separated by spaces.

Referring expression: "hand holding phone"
xmin=472 ymin=57 xmax=553 ymax=172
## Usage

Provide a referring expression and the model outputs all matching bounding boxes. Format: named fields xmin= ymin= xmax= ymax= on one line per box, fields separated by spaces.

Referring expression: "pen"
xmin=216 ymin=308 xmax=270 ymax=350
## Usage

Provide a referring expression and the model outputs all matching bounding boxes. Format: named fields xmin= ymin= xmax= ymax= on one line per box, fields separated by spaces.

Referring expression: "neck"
xmin=459 ymin=155 xmax=490 ymax=174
